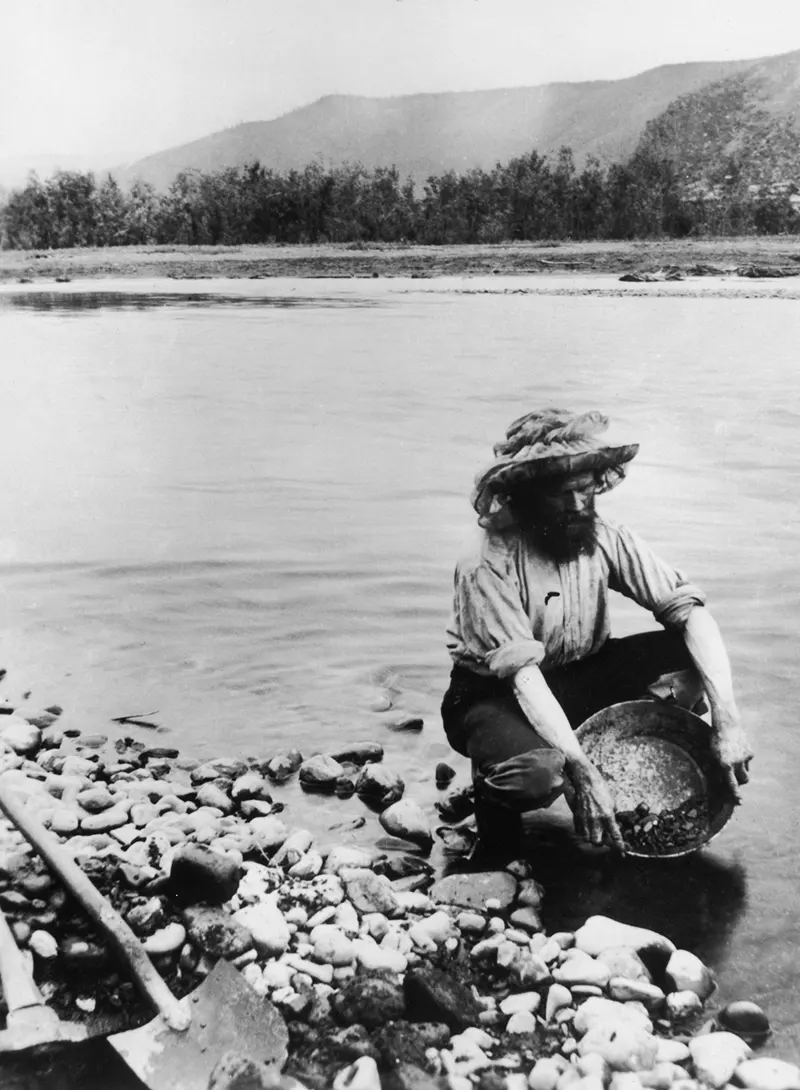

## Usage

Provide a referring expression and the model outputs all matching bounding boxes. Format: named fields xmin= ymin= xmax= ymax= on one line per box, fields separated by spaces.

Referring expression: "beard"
xmin=519 ymin=511 xmax=598 ymax=563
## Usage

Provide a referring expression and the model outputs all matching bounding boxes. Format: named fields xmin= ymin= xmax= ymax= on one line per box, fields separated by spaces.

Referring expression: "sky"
xmin=4 ymin=0 xmax=800 ymax=170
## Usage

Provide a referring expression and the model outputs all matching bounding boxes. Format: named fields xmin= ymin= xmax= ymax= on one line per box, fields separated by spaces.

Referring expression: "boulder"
xmin=403 ymin=965 xmax=483 ymax=1032
xmin=170 ymin=844 xmax=242 ymax=905
xmin=574 ymin=916 xmax=675 ymax=959
xmin=230 ymin=773 xmax=272 ymax=804
xmin=183 ymin=905 xmax=254 ymax=960
xmin=379 ymin=799 xmax=433 ymax=847
xmin=331 ymin=974 xmax=406 ymax=1028
xmin=233 ymin=898 xmax=291 ymax=958
xmin=299 ymin=754 xmax=344 ymax=791
xmin=329 ymin=742 xmax=384 ymax=765
xmin=263 ymin=749 xmax=303 ymax=783
xmin=735 ymin=1058 xmax=800 ymax=1090
xmin=356 ymin=764 xmax=405 ymax=808
xmin=343 ymin=868 xmax=400 ymax=916
xmin=689 ymin=1033 xmax=751 ymax=1088
xmin=430 ymin=871 xmax=516 ymax=912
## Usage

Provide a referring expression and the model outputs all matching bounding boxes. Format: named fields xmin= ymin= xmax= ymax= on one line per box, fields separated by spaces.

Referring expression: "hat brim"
xmin=478 ymin=442 xmax=640 ymax=495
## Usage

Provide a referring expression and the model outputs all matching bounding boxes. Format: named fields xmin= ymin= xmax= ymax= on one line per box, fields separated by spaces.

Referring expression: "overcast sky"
xmin=4 ymin=0 xmax=800 ymax=166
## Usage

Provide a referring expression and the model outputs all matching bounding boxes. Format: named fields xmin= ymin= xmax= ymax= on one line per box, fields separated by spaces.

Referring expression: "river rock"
xmin=169 ymin=843 xmax=242 ymax=904
xmin=233 ymin=897 xmax=291 ymax=957
xmin=384 ymin=715 xmax=424 ymax=732
xmin=49 ymin=810 xmax=80 ymax=835
xmin=272 ymin=829 xmax=314 ymax=867
xmin=545 ymin=984 xmax=573 ymax=1022
xmin=76 ymin=786 xmax=116 ymax=812
xmin=573 ymin=997 xmax=653 ymax=1037
xmin=310 ymin=924 xmax=355 ymax=967
xmin=329 ymin=742 xmax=384 ymax=765
xmin=343 ymin=868 xmax=400 ymax=916
xmin=735 ymin=1058 xmax=800 ymax=1090
xmin=80 ymin=803 xmax=130 ymax=832
xmin=665 ymin=949 xmax=715 ymax=1000
xmin=247 ymin=816 xmax=289 ymax=853
xmin=183 ymin=905 xmax=254 ymax=959
xmin=61 ymin=938 xmax=107 ymax=969
xmin=607 ymin=977 xmax=666 ymax=1008
xmin=689 ymin=1032 xmax=751 ymax=1088
xmin=404 ymin=966 xmax=483 ymax=1031
xmin=578 ymin=1023 xmax=659 ymax=1072
xmin=333 ymin=1057 xmax=381 ymax=1090
xmin=263 ymin=749 xmax=303 ymax=783
xmin=509 ymin=905 xmax=543 ymax=933
xmin=331 ymin=974 xmax=406 ymax=1028
xmin=143 ymin=922 xmax=186 ymax=956
xmin=230 ymin=772 xmax=272 ymax=804
xmin=529 ymin=1057 xmax=570 ymax=1090
xmin=499 ymin=992 xmax=541 ymax=1016
xmin=654 ymin=1039 xmax=690 ymax=1065
xmin=28 ymin=930 xmax=58 ymax=959
xmin=195 ymin=783 xmax=234 ymax=814
xmin=299 ymin=754 xmax=344 ymax=791
xmin=430 ymin=871 xmax=516 ymax=912
xmin=352 ymin=939 xmax=408 ymax=974
xmin=665 ymin=990 xmax=703 ymax=1019
xmin=126 ymin=897 xmax=166 ymax=936
xmin=355 ymin=763 xmax=405 ymax=808
xmin=716 ymin=1000 xmax=771 ymax=1045
xmin=574 ymin=916 xmax=675 ymax=958
xmin=597 ymin=947 xmax=653 ymax=983
xmin=0 ymin=717 xmax=41 ymax=756
xmin=379 ymin=799 xmax=433 ymax=847
xmin=288 ymin=851 xmax=324 ymax=879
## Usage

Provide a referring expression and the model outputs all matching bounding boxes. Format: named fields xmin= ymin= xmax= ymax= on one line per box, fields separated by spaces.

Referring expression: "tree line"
xmin=2 ymin=146 xmax=799 ymax=250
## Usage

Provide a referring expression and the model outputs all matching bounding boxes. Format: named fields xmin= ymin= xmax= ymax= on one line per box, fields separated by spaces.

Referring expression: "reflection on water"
xmin=0 ymin=290 xmax=377 ymax=312
xmin=1 ymin=282 xmax=800 ymax=1057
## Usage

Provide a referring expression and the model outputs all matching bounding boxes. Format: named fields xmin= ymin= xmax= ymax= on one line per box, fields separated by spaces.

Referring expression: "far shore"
xmin=3 ymin=237 xmax=800 ymax=284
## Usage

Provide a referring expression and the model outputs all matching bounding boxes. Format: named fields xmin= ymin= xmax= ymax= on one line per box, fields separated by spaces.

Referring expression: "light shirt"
xmin=446 ymin=517 xmax=706 ymax=678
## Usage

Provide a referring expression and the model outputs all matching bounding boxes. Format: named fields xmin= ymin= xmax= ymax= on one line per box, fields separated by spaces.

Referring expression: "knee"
xmin=474 ymin=749 xmax=566 ymax=812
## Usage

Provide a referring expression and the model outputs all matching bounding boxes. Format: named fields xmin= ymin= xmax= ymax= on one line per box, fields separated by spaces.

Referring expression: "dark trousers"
xmin=441 ymin=630 xmax=698 ymax=812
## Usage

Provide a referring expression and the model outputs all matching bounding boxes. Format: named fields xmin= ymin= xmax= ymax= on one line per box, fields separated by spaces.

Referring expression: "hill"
xmin=115 ymin=57 xmax=756 ymax=190
xmin=633 ymin=49 xmax=800 ymax=192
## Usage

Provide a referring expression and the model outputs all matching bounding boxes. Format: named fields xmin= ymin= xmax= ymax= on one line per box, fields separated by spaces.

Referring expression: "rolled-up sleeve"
xmin=452 ymin=561 xmax=544 ymax=678
xmin=605 ymin=523 xmax=706 ymax=628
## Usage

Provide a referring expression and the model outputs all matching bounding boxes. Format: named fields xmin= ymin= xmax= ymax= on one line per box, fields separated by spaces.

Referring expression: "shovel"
xmin=0 ymin=776 xmax=289 ymax=1090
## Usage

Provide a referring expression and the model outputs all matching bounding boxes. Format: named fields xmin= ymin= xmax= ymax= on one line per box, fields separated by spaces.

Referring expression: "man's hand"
xmin=566 ymin=759 xmax=625 ymax=850
xmin=710 ymin=704 xmax=753 ymax=802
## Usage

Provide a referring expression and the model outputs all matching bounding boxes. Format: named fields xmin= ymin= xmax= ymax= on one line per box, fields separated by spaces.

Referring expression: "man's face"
xmin=512 ymin=471 xmax=598 ymax=560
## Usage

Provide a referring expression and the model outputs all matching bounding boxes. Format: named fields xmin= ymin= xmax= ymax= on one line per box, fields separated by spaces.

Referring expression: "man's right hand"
xmin=566 ymin=759 xmax=625 ymax=850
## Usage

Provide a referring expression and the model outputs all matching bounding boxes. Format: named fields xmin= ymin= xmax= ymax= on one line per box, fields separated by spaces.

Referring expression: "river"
xmin=1 ymin=275 xmax=799 ymax=1056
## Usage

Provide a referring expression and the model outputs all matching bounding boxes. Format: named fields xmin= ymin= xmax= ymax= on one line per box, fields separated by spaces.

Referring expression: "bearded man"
xmin=441 ymin=408 xmax=752 ymax=852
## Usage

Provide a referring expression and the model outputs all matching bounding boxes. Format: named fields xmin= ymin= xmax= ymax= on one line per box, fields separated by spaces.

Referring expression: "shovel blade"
xmin=108 ymin=960 xmax=288 ymax=1090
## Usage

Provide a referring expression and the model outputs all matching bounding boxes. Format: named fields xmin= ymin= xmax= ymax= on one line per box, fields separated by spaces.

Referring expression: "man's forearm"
xmin=681 ymin=606 xmax=738 ymax=716
xmin=512 ymin=664 xmax=589 ymax=769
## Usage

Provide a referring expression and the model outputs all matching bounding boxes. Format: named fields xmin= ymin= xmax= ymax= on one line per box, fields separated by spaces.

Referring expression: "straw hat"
xmin=472 ymin=408 xmax=639 ymax=529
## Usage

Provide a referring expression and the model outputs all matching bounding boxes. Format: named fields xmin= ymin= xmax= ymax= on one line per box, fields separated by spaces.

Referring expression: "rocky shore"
xmin=0 ymin=701 xmax=796 ymax=1090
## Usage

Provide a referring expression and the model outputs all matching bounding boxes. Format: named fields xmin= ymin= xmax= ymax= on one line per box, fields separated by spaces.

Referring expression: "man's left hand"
xmin=710 ymin=705 xmax=753 ymax=802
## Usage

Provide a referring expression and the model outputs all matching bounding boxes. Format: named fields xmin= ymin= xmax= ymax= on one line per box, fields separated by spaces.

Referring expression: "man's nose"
xmin=564 ymin=490 xmax=590 ymax=513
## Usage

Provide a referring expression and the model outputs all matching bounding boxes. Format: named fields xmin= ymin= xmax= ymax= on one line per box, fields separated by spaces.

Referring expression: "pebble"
xmin=143 ymin=922 xmax=186 ymax=956
xmin=28 ymin=930 xmax=58 ymax=959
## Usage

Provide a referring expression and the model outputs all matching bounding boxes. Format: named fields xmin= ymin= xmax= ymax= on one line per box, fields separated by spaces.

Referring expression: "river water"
xmin=1 ymin=276 xmax=799 ymax=1056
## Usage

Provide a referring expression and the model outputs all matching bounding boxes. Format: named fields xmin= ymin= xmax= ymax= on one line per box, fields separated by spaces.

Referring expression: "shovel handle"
xmin=0 ymin=905 xmax=45 ymax=1015
xmin=0 ymin=777 xmax=190 ymax=1032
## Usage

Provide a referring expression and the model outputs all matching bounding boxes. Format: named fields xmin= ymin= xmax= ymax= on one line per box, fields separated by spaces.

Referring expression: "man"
xmin=441 ymin=408 xmax=752 ymax=851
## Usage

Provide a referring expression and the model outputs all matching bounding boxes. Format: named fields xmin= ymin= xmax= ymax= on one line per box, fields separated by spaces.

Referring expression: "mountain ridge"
xmin=114 ymin=55 xmax=762 ymax=190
